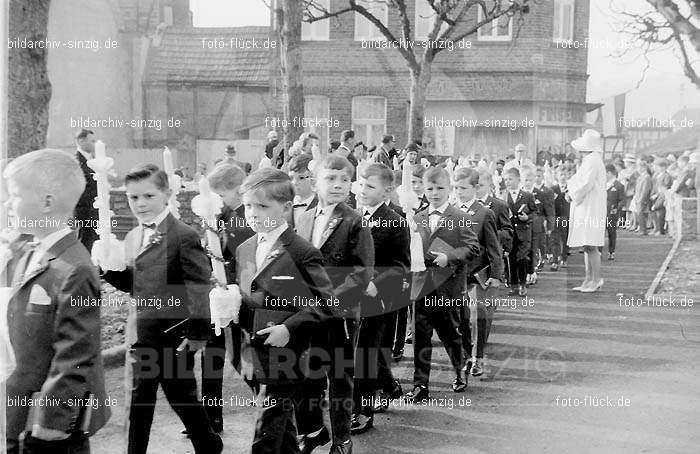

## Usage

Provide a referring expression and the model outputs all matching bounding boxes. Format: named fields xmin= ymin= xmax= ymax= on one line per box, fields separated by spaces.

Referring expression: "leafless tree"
xmin=612 ymin=0 xmax=700 ymax=89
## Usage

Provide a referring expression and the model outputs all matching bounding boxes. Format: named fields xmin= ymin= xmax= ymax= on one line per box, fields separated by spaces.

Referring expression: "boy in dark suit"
xmin=503 ymin=167 xmax=536 ymax=296
xmin=406 ymin=167 xmax=480 ymax=402
xmin=476 ymin=171 xmax=513 ymax=282
xmin=288 ymin=154 xmax=319 ymax=229
xmin=605 ymin=164 xmax=625 ymax=260
xmin=453 ymin=168 xmax=503 ymax=377
xmin=550 ymin=167 xmax=572 ymax=269
xmin=233 ymin=168 xmax=335 ymax=454
xmin=532 ymin=166 xmax=555 ymax=272
xmin=195 ymin=164 xmax=256 ymax=433
xmin=411 ymin=166 xmax=430 ymax=214
xmin=351 ymin=163 xmax=410 ymax=432
xmin=521 ymin=166 xmax=554 ymax=284
xmin=73 ymin=129 xmax=99 ymax=252
xmin=295 ymin=155 xmax=374 ymax=454
xmin=103 ymin=164 xmax=222 ymax=454
xmin=4 ymin=149 xmax=110 ymax=454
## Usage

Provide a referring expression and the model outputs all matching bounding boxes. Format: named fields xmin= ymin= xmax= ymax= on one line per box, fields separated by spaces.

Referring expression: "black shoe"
xmin=387 ymin=379 xmax=403 ymax=399
xmin=508 ymin=288 xmax=519 ymax=296
xmin=210 ymin=418 xmax=223 ymax=434
xmin=452 ymin=374 xmax=467 ymax=393
xmin=608 ymin=252 xmax=615 ymax=261
xmin=392 ymin=349 xmax=404 ymax=362
xmin=299 ymin=426 xmax=330 ymax=454
xmin=518 ymin=285 xmax=527 ymax=297
xmin=329 ymin=439 xmax=353 ymax=454
xmin=350 ymin=414 xmax=374 ymax=435
xmin=550 ymin=261 xmax=559 ymax=271
xmin=405 ymin=332 xmax=413 ymax=344
xmin=404 ymin=385 xmax=429 ymax=403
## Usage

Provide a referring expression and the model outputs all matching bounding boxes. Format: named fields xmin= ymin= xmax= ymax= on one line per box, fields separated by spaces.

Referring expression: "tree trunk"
xmin=8 ymin=0 xmax=52 ymax=158
xmin=279 ymin=0 xmax=305 ymax=151
xmin=407 ymin=60 xmax=433 ymax=146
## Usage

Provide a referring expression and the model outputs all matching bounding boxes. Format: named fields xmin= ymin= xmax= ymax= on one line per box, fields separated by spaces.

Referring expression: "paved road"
xmin=92 ymin=232 xmax=700 ymax=453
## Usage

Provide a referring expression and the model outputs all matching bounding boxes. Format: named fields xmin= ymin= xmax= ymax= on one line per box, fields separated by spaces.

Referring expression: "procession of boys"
xmin=2 ymin=125 xmax=694 ymax=454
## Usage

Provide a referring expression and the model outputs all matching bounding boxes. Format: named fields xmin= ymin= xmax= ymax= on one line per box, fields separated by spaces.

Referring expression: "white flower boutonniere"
xmin=148 ymin=230 xmax=165 ymax=247
xmin=467 ymin=210 xmax=476 ymax=216
xmin=266 ymin=249 xmax=283 ymax=261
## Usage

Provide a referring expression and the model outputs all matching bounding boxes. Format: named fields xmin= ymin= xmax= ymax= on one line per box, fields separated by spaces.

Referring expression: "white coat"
xmin=567 ymin=151 xmax=606 ymax=247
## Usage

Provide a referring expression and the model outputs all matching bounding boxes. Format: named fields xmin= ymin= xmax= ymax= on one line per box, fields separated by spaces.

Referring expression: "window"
xmin=352 ymin=96 xmax=386 ymax=147
xmin=302 ymin=0 xmax=330 ymax=41
xmin=553 ymin=0 xmax=574 ymax=43
xmin=477 ymin=2 xmax=512 ymax=41
xmin=414 ymin=0 xmax=448 ymax=41
xmin=304 ymin=95 xmax=330 ymax=150
xmin=354 ymin=0 xmax=388 ymax=41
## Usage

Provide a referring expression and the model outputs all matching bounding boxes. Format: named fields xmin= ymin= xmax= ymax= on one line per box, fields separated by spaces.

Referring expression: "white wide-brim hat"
xmin=571 ymin=129 xmax=603 ymax=153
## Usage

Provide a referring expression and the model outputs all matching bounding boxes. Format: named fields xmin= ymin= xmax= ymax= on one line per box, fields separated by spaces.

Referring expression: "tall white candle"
xmin=95 ymin=140 xmax=106 ymax=160
xmin=198 ymin=178 xmax=226 ymax=285
xmin=163 ymin=147 xmax=174 ymax=175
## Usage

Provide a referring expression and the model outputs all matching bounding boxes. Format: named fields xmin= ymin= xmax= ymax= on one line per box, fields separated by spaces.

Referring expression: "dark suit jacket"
xmin=607 ymin=180 xmax=625 ymax=216
xmin=505 ymin=190 xmax=536 ymax=261
xmin=373 ymin=147 xmax=392 ymax=168
xmin=411 ymin=204 xmax=480 ymax=300
xmin=459 ymin=201 xmax=504 ymax=282
xmin=6 ymin=233 xmax=110 ymax=439
xmin=363 ymin=204 xmax=410 ymax=316
xmin=74 ymin=151 xmax=98 ymax=223
xmin=414 ymin=194 xmax=430 ymax=214
xmin=235 ymin=227 xmax=334 ymax=384
xmin=103 ymin=213 xmax=212 ymax=345
xmin=219 ymin=204 xmax=255 ymax=283
xmin=532 ymin=185 xmax=555 ymax=233
xmin=386 ymin=200 xmax=406 ymax=218
xmin=265 ymin=139 xmax=279 ymax=159
xmin=296 ymin=202 xmax=374 ymax=318
xmin=551 ymin=184 xmax=570 ymax=218
xmin=481 ymin=195 xmax=513 ymax=254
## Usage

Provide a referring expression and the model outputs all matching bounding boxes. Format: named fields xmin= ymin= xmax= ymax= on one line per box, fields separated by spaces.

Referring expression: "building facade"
xmin=142 ymin=0 xmax=590 ymax=163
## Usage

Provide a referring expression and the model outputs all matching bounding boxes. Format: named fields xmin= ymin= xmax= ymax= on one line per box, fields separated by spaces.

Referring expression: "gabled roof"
xmin=145 ymin=26 xmax=271 ymax=86
xmin=640 ymin=125 xmax=700 ymax=155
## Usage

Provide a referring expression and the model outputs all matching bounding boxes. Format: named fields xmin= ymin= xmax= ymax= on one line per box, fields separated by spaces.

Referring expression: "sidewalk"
xmin=92 ymin=231 xmax=700 ymax=453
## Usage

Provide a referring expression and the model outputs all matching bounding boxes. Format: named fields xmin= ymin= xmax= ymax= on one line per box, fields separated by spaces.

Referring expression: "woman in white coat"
xmin=567 ymin=129 xmax=607 ymax=292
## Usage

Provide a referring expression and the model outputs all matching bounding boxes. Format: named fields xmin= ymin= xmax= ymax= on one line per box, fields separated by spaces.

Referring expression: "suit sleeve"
xmin=544 ymin=191 xmax=555 ymax=230
xmin=447 ymin=214 xmax=480 ymax=265
xmin=496 ymin=204 xmax=513 ymax=253
xmin=283 ymin=247 xmax=335 ymax=334
xmin=333 ymin=219 xmax=375 ymax=301
xmin=483 ymin=211 xmax=504 ymax=279
xmin=179 ymin=230 xmax=213 ymax=340
xmin=102 ymin=268 xmax=133 ymax=293
xmin=373 ymin=224 xmax=410 ymax=295
xmin=35 ymin=265 xmax=101 ymax=431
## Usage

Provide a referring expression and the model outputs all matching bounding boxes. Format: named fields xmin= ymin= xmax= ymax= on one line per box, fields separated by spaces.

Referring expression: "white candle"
xmin=198 ymin=178 xmax=226 ymax=285
xmin=163 ymin=147 xmax=174 ymax=175
xmin=95 ymin=140 xmax=106 ymax=160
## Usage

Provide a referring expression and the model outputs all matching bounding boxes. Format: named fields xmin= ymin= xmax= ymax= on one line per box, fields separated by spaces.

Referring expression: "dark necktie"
xmin=293 ymin=203 xmax=308 ymax=209
xmin=142 ymin=223 xmax=156 ymax=229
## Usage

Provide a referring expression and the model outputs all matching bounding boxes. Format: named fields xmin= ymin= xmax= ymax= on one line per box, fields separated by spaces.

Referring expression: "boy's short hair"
xmin=3 ymin=149 xmax=85 ymax=213
xmin=453 ymin=167 xmax=479 ymax=187
xmin=340 ymin=130 xmax=355 ymax=142
xmin=208 ymin=164 xmax=246 ymax=191
xmin=75 ymin=128 xmax=94 ymax=140
xmin=535 ymin=166 xmax=544 ymax=173
xmin=423 ymin=167 xmax=450 ymax=184
xmin=504 ymin=167 xmax=521 ymax=179
xmin=124 ymin=164 xmax=170 ymax=192
xmin=605 ymin=164 xmax=618 ymax=176
xmin=411 ymin=165 xmax=426 ymax=179
xmin=477 ymin=170 xmax=493 ymax=187
xmin=316 ymin=155 xmax=354 ymax=178
xmin=360 ymin=163 xmax=394 ymax=187
xmin=288 ymin=154 xmax=314 ymax=173
xmin=240 ymin=168 xmax=294 ymax=203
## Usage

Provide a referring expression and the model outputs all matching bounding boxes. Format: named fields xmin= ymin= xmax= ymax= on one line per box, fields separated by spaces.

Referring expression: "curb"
xmin=644 ymin=233 xmax=682 ymax=302
xmin=102 ymin=344 xmax=126 ymax=368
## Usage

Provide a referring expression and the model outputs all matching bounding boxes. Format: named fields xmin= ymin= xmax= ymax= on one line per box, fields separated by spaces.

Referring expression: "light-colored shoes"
xmin=579 ymin=279 xmax=604 ymax=293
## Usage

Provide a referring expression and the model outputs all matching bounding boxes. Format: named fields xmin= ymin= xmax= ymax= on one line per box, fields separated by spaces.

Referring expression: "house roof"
xmin=145 ymin=26 xmax=271 ymax=86
xmin=640 ymin=125 xmax=700 ymax=155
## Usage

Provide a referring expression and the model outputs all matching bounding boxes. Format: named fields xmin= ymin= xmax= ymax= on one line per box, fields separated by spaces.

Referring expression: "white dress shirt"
xmin=139 ymin=208 xmax=170 ymax=252
xmin=24 ymin=227 xmax=73 ymax=276
xmin=312 ymin=204 xmax=338 ymax=248
xmin=361 ymin=202 xmax=383 ymax=221
xmin=428 ymin=201 xmax=450 ymax=233
xmin=256 ymin=221 xmax=288 ymax=270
